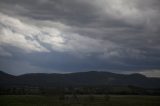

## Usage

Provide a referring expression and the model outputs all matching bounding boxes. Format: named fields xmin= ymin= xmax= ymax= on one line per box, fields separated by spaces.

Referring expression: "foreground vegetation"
xmin=0 ymin=95 xmax=160 ymax=106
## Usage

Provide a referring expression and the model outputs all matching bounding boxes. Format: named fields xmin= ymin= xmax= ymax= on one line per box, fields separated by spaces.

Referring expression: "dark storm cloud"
xmin=0 ymin=0 xmax=160 ymax=77
xmin=0 ymin=0 xmax=98 ymax=26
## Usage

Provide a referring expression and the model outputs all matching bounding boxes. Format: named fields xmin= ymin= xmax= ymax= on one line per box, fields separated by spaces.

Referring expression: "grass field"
xmin=0 ymin=95 xmax=160 ymax=106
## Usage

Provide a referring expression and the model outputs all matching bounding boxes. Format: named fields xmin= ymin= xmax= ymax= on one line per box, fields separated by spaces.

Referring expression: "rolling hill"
xmin=0 ymin=71 xmax=160 ymax=88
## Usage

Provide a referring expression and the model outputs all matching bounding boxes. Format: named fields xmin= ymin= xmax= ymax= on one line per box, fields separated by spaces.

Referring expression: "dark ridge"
xmin=0 ymin=70 xmax=160 ymax=88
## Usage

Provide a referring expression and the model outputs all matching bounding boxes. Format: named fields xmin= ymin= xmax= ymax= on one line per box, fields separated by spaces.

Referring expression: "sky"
xmin=0 ymin=0 xmax=160 ymax=77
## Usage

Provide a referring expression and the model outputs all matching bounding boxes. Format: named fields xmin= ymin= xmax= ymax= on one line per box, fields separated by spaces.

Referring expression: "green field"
xmin=0 ymin=95 xmax=160 ymax=106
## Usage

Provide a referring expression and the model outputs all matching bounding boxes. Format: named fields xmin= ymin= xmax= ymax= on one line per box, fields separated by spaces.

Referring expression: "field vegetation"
xmin=0 ymin=95 xmax=160 ymax=106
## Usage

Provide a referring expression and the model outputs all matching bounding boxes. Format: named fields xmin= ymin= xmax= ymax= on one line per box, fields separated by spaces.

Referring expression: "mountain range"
xmin=0 ymin=71 xmax=160 ymax=88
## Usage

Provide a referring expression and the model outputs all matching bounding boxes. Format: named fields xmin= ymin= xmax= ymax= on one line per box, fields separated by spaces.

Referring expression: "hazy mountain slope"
xmin=0 ymin=71 xmax=160 ymax=88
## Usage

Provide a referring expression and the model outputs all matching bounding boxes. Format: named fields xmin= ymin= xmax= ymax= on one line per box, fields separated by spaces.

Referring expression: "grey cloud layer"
xmin=0 ymin=0 xmax=160 ymax=76
xmin=0 ymin=12 xmax=119 ymax=56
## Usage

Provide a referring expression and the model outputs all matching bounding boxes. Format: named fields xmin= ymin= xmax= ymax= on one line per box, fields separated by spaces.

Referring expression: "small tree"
xmin=72 ymin=92 xmax=79 ymax=103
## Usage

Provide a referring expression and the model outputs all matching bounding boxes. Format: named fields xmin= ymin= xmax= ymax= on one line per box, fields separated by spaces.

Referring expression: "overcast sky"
xmin=0 ymin=0 xmax=160 ymax=77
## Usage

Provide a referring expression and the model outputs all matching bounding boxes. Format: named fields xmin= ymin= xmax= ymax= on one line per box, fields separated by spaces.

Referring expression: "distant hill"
xmin=0 ymin=71 xmax=160 ymax=88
